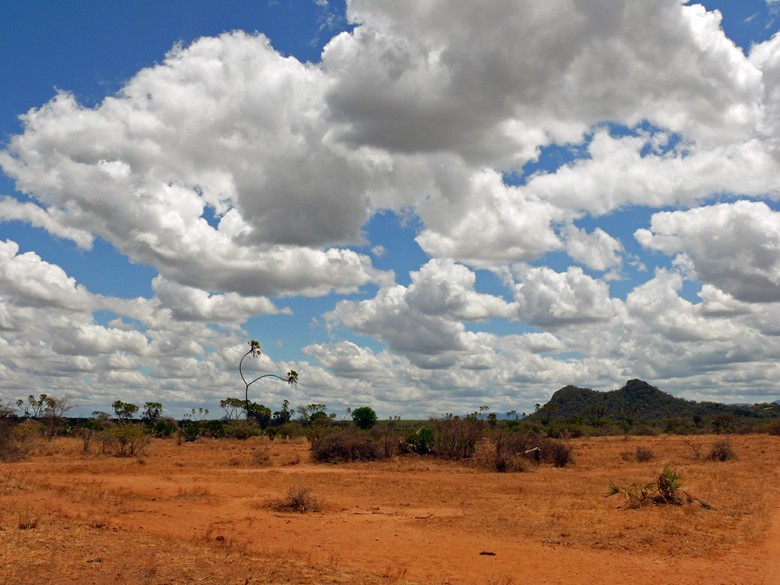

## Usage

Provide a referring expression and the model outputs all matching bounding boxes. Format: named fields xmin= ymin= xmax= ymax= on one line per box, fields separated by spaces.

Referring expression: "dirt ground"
xmin=1 ymin=433 xmax=778 ymax=584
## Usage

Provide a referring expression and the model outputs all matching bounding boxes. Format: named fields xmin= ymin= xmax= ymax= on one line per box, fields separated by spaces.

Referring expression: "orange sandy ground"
xmin=1 ymin=433 xmax=779 ymax=585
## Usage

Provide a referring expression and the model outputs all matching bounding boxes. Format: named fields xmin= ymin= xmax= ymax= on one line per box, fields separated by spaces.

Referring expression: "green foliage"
xmin=606 ymin=466 xmax=713 ymax=509
xmin=224 ymin=420 xmax=261 ymax=440
xmin=528 ymin=379 xmax=778 ymax=434
xmin=406 ymin=425 xmax=435 ymax=455
xmin=179 ymin=422 xmax=202 ymax=443
xmin=351 ymin=406 xmax=378 ymax=430
xmin=112 ymin=400 xmax=139 ymax=422
xmin=273 ymin=421 xmax=305 ymax=440
xmin=272 ymin=400 xmax=293 ymax=426
xmin=148 ymin=417 xmax=178 ymax=438
xmin=16 ymin=394 xmax=50 ymax=418
xmin=246 ymin=402 xmax=272 ymax=428
xmin=220 ymin=397 xmax=245 ymax=421
xmin=142 ymin=402 xmax=163 ymax=423
xmin=106 ymin=423 xmax=149 ymax=457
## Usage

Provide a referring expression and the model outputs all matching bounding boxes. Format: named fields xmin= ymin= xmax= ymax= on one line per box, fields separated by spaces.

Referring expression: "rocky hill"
xmin=531 ymin=379 xmax=779 ymax=428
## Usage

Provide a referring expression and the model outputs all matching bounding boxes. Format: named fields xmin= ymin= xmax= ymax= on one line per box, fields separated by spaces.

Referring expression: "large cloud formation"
xmin=1 ymin=0 xmax=780 ymax=415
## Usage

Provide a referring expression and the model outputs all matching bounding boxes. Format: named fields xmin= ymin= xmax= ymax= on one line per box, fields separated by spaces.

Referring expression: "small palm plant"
xmin=606 ymin=479 xmax=657 ymax=509
xmin=606 ymin=465 xmax=692 ymax=509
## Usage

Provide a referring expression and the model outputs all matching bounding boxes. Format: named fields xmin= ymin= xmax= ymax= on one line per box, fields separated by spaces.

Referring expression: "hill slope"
xmin=534 ymin=379 xmax=779 ymax=427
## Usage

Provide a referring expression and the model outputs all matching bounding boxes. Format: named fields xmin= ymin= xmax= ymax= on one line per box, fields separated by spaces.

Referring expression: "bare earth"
xmin=1 ymin=433 xmax=778 ymax=584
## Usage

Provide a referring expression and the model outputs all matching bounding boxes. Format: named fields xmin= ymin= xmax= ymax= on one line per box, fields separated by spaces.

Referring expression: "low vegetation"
xmin=606 ymin=465 xmax=714 ymax=510
xmin=272 ymin=485 xmax=322 ymax=513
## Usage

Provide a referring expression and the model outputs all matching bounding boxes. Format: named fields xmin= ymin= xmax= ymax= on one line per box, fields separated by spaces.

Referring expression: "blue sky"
xmin=1 ymin=0 xmax=779 ymax=419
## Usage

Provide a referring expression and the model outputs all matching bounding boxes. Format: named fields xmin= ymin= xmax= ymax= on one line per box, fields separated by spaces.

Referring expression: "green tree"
xmin=246 ymin=402 xmax=272 ymax=428
xmin=351 ymin=406 xmax=378 ymax=430
xmin=17 ymin=394 xmax=49 ymax=418
xmin=272 ymin=399 xmax=292 ymax=426
xmin=112 ymin=400 xmax=139 ymax=423
xmin=142 ymin=402 xmax=163 ymax=423
xmin=220 ymin=397 xmax=246 ymax=421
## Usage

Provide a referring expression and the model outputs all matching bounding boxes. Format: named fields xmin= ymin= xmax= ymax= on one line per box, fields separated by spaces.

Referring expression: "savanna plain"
xmin=1 ymin=433 xmax=779 ymax=585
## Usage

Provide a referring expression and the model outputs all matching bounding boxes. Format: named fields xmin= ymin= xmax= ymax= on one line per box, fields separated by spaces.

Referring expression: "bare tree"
xmin=239 ymin=340 xmax=298 ymax=420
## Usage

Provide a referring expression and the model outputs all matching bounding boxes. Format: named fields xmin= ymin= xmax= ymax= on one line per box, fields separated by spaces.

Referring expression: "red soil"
xmin=1 ymin=433 xmax=778 ymax=584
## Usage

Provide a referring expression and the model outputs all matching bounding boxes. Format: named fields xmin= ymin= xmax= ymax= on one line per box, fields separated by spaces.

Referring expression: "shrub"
xmin=311 ymin=430 xmax=383 ymax=463
xmin=489 ymin=431 xmax=573 ymax=471
xmin=251 ymin=447 xmax=273 ymax=467
xmin=635 ymin=446 xmax=655 ymax=462
xmin=0 ymin=419 xmax=33 ymax=462
xmin=707 ymin=440 xmax=736 ymax=462
xmin=274 ymin=422 xmax=306 ymax=440
xmin=548 ymin=440 xmax=574 ymax=468
xmin=106 ymin=423 xmax=150 ymax=457
xmin=224 ymin=420 xmax=261 ymax=440
xmin=198 ymin=419 xmax=226 ymax=438
xmin=492 ymin=432 xmax=536 ymax=472
xmin=405 ymin=425 xmax=436 ymax=455
xmin=148 ymin=417 xmax=179 ymax=438
xmin=370 ymin=423 xmax=402 ymax=458
xmin=432 ymin=417 xmax=483 ymax=460
xmin=273 ymin=485 xmax=321 ymax=513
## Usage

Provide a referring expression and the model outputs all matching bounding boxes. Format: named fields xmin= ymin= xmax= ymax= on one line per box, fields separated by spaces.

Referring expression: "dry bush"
xmin=489 ymin=432 xmax=573 ymax=471
xmin=311 ymin=430 xmax=384 ymax=463
xmin=635 ymin=446 xmax=655 ymax=462
xmin=707 ymin=439 xmax=736 ymax=461
xmin=17 ymin=510 xmax=39 ymax=530
xmin=622 ymin=446 xmax=656 ymax=462
xmin=273 ymin=485 xmax=321 ymax=513
xmin=683 ymin=438 xmax=703 ymax=459
xmin=251 ymin=446 xmax=273 ymax=467
xmin=0 ymin=419 xmax=34 ymax=462
xmin=281 ymin=453 xmax=301 ymax=466
xmin=432 ymin=417 xmax=484 ymax=460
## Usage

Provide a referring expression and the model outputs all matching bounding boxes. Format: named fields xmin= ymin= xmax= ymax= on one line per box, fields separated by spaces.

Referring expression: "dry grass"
xmin=0 ymin=434 xmax=777 ymax=584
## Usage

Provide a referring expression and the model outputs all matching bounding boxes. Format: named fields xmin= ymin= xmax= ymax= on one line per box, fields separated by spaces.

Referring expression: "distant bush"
xmin=405 ymin=425 xmax=436 ymax=455
xmin=148 ymin=417 xmax=179 ymax=438
xmin=105 ymin=423 xmax=150 ymax=457
xmin=199 ymin=419 xmax=226 ymax=439
xmin=272 ymin=422 xmax=306 ymax=440
xmin=759 ymin=419 xmax=780 ymax=436
xmin=370 ymin=423 xmax=402 ymax=458
xmin=311 ymin=430 xmax=384 ymax=463
xmin=707 ymin=440 xmax=736 ymax=462
xmin=635 ymin=446 xmax=655 ymax=462
xmin=548 ymin=439 xmax=574 ymax=468
xmin=492 ymin=432 xmax=537 ymax=472
xmin=224 ymin=420 xmax=261 ymax=440
xmin=0 ymin=419 xmax=33 ymax=462
xmin=432 ymin=417 xmax=483 ymax=460
xmin=489 ymin=431 xmax=573 ymax=471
